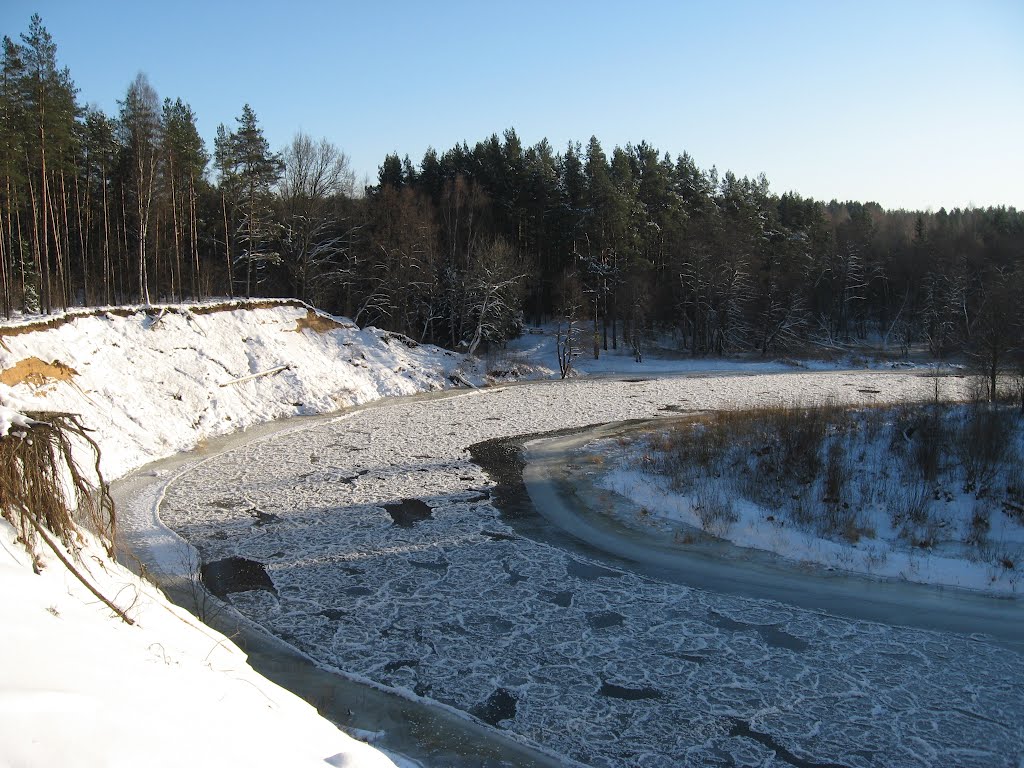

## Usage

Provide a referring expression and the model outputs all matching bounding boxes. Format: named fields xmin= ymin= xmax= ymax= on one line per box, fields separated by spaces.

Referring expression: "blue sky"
xmin=3 ymin=1 xmax=1022 ymax=210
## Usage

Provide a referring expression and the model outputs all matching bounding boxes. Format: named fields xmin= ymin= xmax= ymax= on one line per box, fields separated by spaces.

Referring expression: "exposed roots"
xmin=0 ymin=411 xmax=116 ymax=558
xmin=0 ymin=411 xmax=132 ymax=623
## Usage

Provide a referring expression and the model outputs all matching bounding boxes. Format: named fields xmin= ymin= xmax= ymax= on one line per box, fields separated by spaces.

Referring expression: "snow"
xmin=0 ymin=384 xmax=43 ymax=438
xmin=2 ymin=304 xmax=1019 ymax=767
xmin=0 ymin=518 xmax=396 ymax=767
xmin=585 ymin=406 xmax=1024 ymax=595
xmin=0 ymin=303 xmax=485 ymax=480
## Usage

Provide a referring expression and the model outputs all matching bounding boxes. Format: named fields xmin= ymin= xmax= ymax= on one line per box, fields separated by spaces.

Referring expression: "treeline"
xmin=2 ymin=15 xmax=1022 ymax=373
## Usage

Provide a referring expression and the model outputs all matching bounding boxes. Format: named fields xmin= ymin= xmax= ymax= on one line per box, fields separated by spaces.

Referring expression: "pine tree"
xmin=228 ymin=104 xmax=283 ymax=297
xmin=213 ymin=123 xmax=236 ymax=296
xmin=160 ymin=98 xmax=207 ymax=300
xmin=79 ymin=106 xmax=119 ymax=304
xmin=0 ymin=37 xmax=28 ymax=315
xmin=117 ymin=73 xmax=160 ymax=304
xmin=16 ymin=15 xmax=79 ymax=312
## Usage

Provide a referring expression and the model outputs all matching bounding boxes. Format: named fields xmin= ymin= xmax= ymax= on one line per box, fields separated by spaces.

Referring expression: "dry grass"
xmin=693 ymin=483 xmax=738 ymax=537
xmin=634 ymin=400 xmax=1023 ymax=557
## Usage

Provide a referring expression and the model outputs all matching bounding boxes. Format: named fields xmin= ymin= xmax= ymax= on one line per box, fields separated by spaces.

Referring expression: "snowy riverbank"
xmin=580 ymin=405 xmax=1023 ymax=596
xmin=1 ymin=301 xmax=491 ymax=768
xmin=0 ymin=301 xmax=516 ymax=481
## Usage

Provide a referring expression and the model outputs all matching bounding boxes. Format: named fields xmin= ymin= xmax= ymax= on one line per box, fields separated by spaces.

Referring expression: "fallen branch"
xmin=451 ymin=372 xmax=477 ymax=389
xmin=148 ymin=308 xmax=168 ymax=330
xmin=218 ymin=364 xmax=292 ymax=388
xmin=24 ymin=510 xmax=134 ymax=626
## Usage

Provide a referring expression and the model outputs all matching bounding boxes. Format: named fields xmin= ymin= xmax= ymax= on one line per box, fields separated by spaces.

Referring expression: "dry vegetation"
xmin=0 ymin=412 xmax=115 ymax=554
xmin=0 ymin=411 xmax=131 ymax=622
xmin=633 ymin=392 xmax=1024 ymax=565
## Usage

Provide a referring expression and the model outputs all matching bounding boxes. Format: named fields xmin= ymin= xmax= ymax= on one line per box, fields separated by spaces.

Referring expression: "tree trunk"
xmin=189 ymin=176 xmax=200 ymax=299
xmin=38 ymin=121 xmax=50 ymax=313
xmin=27 ymin=171 xmax=44 ymax=313
xmin=222 ymin=189 xmax=232 ymax=298
xmin=0 ymin=175 xmax=10 ymax=318
xmin=73 ymin=169 xmax=88 ymax=305
xmin=101 ymin=166 xmax=111 ymax=304
xmin=169 ymin=162 xmax=182 ymax=302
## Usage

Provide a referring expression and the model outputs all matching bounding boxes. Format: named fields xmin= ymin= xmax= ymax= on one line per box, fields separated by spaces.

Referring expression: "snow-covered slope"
xmin=0 ymin=517 xmax=396 ymax=768
xmin=0 ymin=301 xmax=480 ymax=480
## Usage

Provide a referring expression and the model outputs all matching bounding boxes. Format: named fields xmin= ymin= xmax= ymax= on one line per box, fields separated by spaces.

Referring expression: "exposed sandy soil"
xmin=290 ymin=308 xmax=350 ymax=334
xmin=0 ymin=356 xmax=78 ymax=388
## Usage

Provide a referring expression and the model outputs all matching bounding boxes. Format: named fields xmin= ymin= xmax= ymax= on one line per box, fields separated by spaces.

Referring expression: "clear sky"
xmin=3 ymin=1 xmax=1022 ymax=210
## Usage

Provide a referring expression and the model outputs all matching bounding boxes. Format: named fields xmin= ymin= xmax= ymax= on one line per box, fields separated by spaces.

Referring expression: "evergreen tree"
xmin=228 ymin=104 xmax=283 ymax=297
xmin=160 ymin=97 xmax=207 ymax=300
xmin=79 ymin=106 xmax=119 ymax=304
xmin=117 ymin=72 xmax=160 ymax=304
xmin=213 ymin=122 xmax=236 ymax=296
xmin=15 ymin=15 xmax=78 ymax=312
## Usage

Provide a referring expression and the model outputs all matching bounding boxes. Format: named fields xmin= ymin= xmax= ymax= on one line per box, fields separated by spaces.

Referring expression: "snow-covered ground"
xmin=0 ymin=517 xmax=397 ymax=768
xmin=583 ymin=407 xmax=1024 ymax=595
xmin=3 ymin=304 xmax=1020 ymax=767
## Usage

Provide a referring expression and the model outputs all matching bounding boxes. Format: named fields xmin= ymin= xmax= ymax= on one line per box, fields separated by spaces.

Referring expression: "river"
xmin=119 ymin=372 xmax=1023 ymax=767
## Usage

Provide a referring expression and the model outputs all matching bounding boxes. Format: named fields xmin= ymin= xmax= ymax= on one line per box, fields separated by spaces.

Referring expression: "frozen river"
xmin=158 ymin=372 xmax=1023 ymax=767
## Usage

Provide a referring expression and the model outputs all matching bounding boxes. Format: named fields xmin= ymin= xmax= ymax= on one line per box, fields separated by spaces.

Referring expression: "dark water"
xmin=598 ymin=681 xmax=663 ymax=701
xmin=472 ymin=687 xmax=518 ymax=727
xmin=200 ymin=555 xmax=276 ymax=598
xmin=384 ymin=498 xmax=434 ymax=527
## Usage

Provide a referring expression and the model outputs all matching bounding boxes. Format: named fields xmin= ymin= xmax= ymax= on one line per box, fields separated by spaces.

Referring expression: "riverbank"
xmin=112 ymin=395 xmax=573 ymax=768
xmin=518 ymin=422 xmax=1024 ymax=652
xmin=153 ymin=371 xmax=1022 ymax=767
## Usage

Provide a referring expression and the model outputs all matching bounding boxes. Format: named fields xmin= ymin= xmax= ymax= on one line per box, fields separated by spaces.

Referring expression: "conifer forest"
xmin=2 ymin=15 xmax=1021 ymax=366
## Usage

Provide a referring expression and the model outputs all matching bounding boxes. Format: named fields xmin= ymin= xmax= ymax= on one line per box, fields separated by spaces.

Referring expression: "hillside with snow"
xmin=0 ymin=301 xmax=512 ymax=480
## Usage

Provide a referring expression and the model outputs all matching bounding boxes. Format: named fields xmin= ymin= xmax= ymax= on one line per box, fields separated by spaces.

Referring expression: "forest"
xmin=2 ymin=15 xmax=1022 ymax=377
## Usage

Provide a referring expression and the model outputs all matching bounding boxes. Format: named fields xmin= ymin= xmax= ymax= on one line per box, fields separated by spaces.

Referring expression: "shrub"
xmin=823 ymin=441 xmax=849 ymax=504
xmin=957 ymin=404 xmax=1014 ymax=494
xmin=965 ymin=505 xmax=990 ymax=547
xmin=693 ymin=483 xmax=738 ymax=537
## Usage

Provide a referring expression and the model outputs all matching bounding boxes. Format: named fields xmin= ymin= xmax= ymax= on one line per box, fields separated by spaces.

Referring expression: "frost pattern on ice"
xmin=161 ymin=375 xmax=1024 ymax=768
